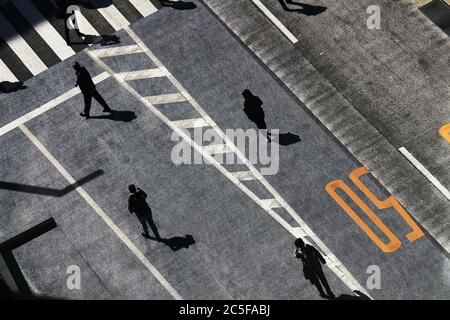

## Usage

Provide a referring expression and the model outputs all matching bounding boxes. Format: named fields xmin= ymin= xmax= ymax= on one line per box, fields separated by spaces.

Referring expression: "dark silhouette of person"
xmin=242 ymin=89 xmax=267 ymax=130
xmin=158 ymin=0 xmax=197 ymax=10
xmin=278 ymin=0 xmax=327 ymax=16
xmin=73 ymin=61 xmax=112 ymax=119
xmin=128 ymin=185 xmax=161 ymax=240
xmin=294 ymin=238 xmax=335 ymax=299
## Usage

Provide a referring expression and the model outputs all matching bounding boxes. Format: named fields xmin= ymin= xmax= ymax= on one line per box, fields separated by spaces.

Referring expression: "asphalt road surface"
xmin=0 ymin=1 xmax=449 ymax=299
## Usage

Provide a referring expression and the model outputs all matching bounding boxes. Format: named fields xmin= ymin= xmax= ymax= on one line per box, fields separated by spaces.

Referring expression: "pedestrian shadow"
xmin=149 ymin=235 xmax=196 ymax=251
xmin=80 ymin=34 xmax=120 ymax=46
xmin=0 ymin=82 xmax=27 ymax=94
xmin=271 ymin=132 xmax=301 ymax=146
xmin=89 ymin=110 xmax=137 ymax=122
xmin=158 ymin=0 xmax=197 ymax=10
xmin=0 ymin=170 xmax=104 ymax=197
xmin=277 ymin=0 xmax=327 ymax=16
xmin=336 ymin=290 xmax=371 ymax=300
xmin=57 ymin=0 xmax=112 ymax=10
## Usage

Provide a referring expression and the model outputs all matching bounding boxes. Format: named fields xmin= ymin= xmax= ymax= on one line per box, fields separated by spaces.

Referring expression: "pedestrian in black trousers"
xmin=73 ymin=61 xmax=112 ymax=118
xmin=294 ymin=238 xmax=335 ymax=299
xmin=128 ymin=185 xmax=162 ymax=240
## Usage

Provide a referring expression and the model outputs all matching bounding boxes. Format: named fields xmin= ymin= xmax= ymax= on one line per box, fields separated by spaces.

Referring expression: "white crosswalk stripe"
xmin=12 ymin=0 xmax=75 ymax=61
xmin=0 ymin=59 xmax=18 ymax=82
xmin=0 ymin=11 xmax=47 ymax=75
xmin=129 ymin=0 xmax=158 ymax=16
xmin=92 ymin=0 xmax=131 ymax=31
xmin=0 ymin=0 xmax=158 ymax=82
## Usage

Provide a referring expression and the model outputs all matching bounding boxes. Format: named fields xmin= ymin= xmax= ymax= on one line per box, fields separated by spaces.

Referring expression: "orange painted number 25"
xmin=325 ymin=167 xmax=424 ymax=253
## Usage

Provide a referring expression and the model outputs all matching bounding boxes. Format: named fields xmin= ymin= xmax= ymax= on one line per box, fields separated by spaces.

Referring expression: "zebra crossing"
xmin=0 ymin=0 xmax=159 ymax=84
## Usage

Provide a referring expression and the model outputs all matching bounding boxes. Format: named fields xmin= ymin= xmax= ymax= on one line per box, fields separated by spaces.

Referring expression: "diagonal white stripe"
xmin=13 ymin=0 xmax=75 ymax=61
xmin=91 ymin=0 xmax=130 ymax=31
xmin=0 ymin=12 xmax=47 ymax=75
xmin=399 ymin=147 xmax=450 ymax=201
xmin=0 ymin=59 xmax=18 ymax=82
xmin=251 ymin=0 xmax=298 ymax=44
xmin=128 ymin=0 xmax=158 ymax=16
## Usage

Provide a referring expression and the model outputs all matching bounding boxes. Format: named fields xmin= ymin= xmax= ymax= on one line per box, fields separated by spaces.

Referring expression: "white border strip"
xmin=20 ymin=124 xmax=182 ymax=300
xmin=399 ymin=147 xmax=450 ymax=201
xmin=251 ymin=0 xmax=299 ymax=44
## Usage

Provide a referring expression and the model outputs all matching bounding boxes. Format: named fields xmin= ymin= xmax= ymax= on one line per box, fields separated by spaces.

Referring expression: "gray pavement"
xmin=200 ymin=0 xmax=450 ymax=254
xmin=0 ymin=1 xmax=449 ymax=300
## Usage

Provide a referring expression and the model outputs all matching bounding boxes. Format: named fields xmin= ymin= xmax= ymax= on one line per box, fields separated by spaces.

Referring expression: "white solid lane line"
xmin=0 ymin=12 xmax=47 ymax=75
xmin=20 ymin=124 xmax=182 ymax=300
xmin=251 ymin=0 xmax=299 ymax=44
xmin=128 ymin=0 xmax=158 ymax=16
xmin=0 ymin=59 xmax=18 ymax=82
xmin=399 ymin=147 xmax=450 ymax=201
xmin=0 ymin=72 xmax=110 ymax=137
xmin=13 ymin=0 xmax=75 ymax=60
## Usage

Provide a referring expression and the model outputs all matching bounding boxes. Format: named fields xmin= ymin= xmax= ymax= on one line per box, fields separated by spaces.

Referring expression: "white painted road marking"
xmin=171 ymin=118 xmax=210 ymax=129
xmin=0 ymin=11 xmax=47 ymax=75
xmin=399 ymin=147 xmax=450 ymax=201
xmin=19 ymin=124 xmax=182 ymax=300
xmin=87 ymin=26 xmax=372 ymax=298
xmin=129 ymin=0 xmax=158 ymax=16
xmin=250 ymin=0 xmax=299 ymax=44
xmin=231 ymin=171 xmax=256 ymax=181
xmin=0 ymin=72 xmax=110 ymax=137
xmin=146 ymin=93 xmax=187 ymax=105
xmin=117 ymin=68 xmax=167 ymax=81
xmin=13 ymin=0 xmax=76 ymax=61
xmin=91 ymin=44 xmax=143 ymax=57
xmin=0 ymin=59 xmax=18 ymax=82
xmin=91 ymin=0 xmax=131 ymax=31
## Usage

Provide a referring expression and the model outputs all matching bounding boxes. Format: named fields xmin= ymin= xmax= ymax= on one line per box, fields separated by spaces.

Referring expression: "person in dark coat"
xmin=242 ymin=89 xmax=267 ymax=130
xmin=73 ymin=61 xmax=112 ymax=118
xmin=128 ymin=185 xmax=161 ymax=240
xmin=294 ymin=238 xmax=335 ymax=299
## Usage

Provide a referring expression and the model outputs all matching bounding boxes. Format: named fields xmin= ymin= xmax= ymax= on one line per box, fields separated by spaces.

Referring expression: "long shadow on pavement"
xmin=277 ymin=0 xmax=327 ymax=16
xmin=88 ymin=110 xmax=137 ymax=123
